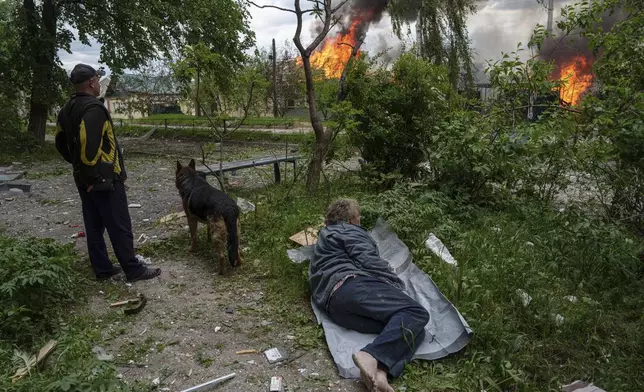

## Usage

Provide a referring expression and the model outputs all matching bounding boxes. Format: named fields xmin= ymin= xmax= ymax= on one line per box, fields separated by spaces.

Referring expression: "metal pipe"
xmin=178 ymin=373 xmax=237 ymax=392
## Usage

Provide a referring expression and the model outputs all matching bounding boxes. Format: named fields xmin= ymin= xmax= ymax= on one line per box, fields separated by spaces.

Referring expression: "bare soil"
xmin=0 ymin=137 xmax=364 ymax=392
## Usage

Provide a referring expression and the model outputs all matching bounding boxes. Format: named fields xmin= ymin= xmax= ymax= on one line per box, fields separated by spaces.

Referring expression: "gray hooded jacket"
xmin=308 ymin=222 xmax=405 ymax=311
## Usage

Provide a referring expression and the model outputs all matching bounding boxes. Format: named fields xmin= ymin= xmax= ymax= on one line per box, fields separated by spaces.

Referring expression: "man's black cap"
xmin=69 ymin=63 xmax=106 ymax=84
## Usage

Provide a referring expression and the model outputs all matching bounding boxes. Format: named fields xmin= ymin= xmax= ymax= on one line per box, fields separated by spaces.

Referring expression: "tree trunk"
xmin=195 ymin=67 xmax=201 ymax=117
xmin=27 ymin=101 xmax=48 ymax=145
xmin=25 ymin=0 xmax=57 ymax=146
xmin=300 ymin=55 xmax=328 ymax=192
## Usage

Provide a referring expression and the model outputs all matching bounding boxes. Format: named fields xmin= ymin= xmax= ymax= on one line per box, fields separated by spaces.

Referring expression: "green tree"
xmin=389 ymin=0 xmax=476 ymax=90
xmin=0 ymin=0 xmax=31 ymax=150
xmin=7 ymin=0 xmax=252 ymax=145
xmin=250 ymin=0 xmax=351 ymax=192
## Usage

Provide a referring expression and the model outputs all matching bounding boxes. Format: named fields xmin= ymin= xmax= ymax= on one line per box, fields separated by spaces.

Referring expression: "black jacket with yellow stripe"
xmin=55 ymin=92 xmax=126 ymax=186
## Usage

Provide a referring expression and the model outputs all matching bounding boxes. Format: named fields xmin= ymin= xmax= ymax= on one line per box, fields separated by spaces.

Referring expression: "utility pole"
xmin=547 ymin=0 xmax=555 ymax=33
xmin=271 ymin=38 xmax=278 ymax=118
xmin=416 ymin=10 xmax=423 ymax=58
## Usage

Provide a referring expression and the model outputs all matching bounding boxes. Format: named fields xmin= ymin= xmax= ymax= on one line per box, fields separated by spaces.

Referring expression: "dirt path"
xmin=0 ymin=139 xmax=364 ymax=392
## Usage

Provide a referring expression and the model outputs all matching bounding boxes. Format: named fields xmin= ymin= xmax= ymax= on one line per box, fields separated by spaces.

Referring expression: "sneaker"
xmin=96 ymin=266 xmax=123 ymax=281
xmin=126 ymin=267 xmax=161 ymax=283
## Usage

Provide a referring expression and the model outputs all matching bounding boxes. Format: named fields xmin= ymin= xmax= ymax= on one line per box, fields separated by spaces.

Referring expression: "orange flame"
xmin=297 ymin=19 xmax=362 ymax=79
xmin=555 ymin=55 xmax=593 ymax=105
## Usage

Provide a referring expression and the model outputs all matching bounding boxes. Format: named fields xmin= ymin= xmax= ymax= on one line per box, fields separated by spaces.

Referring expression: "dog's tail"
xmin=224 ymin=208 xmax=241 ymax=268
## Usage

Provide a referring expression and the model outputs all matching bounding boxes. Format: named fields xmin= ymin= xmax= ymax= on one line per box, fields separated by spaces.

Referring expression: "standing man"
xmin=55 ymin=63 xmax=161 ymax=282
xmin=309 ymin=198 xmax=429 ymax=392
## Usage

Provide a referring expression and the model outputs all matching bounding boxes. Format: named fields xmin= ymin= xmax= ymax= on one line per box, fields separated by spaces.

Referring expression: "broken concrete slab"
xmin=0 ymin=183 xmax=31 ymax=194
xmin=0 ymin=172 xmax=25 ymax=182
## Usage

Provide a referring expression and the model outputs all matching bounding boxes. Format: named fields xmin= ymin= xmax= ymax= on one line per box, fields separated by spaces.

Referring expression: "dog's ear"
xmin=176 ymin=160 xmax=183 ymax=172
xmin=189 ymin=159 xmax=196 ymax=169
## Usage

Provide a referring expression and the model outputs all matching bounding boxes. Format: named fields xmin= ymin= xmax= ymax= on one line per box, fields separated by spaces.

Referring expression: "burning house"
xmin=296 ymin=0 xmax=389 ymax=79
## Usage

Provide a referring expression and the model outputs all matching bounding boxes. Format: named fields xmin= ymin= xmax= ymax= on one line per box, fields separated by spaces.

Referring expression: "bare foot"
xmin=352 ymin=351 xmax=378 ymax=391
xmin=375 ymin=369 xmax=394 ymax=392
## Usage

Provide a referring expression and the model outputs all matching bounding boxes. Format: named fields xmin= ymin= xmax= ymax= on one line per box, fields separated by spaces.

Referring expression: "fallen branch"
xmin=11 ymin=340 xmax=57 ymax=383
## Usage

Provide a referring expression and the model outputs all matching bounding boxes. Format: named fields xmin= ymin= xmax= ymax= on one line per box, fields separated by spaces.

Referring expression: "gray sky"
xmin=58 ymin=0 xmax=573 ymax=74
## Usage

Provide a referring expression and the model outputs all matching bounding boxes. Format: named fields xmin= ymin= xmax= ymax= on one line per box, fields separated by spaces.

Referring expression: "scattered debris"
xmin=152 ymin=377 xmax=160 ymax=386
xmin=137 ymin=234 xmax=150 ymax=244
xmin=178 ymin=372 xmax=236 ymax=392
xmin=289 ymin=225 xmax=322 ymax=246
xmin=11 ymin=340 xmax=57 ymax=383
xmin=516 ymin=289 xmax=532 ymax=307
xmin=135 ymin=254 xmax=152 ymax=265
xmin=92 ymin=346 xmax=114 ymax=361
xmin=562 ymin=380 xmax=607 ymax=392
xmin=160 ymin=211 xmax=186 ymax=223
xmin=286 ymin=247 xmax=313 ymax=264
xmin=425 ymin=233 xmax=458 ymax=266
xmin=0 ymin=172 xmax=25 ymax=182
xmin=260 ymin=320 xmax=272 ymax=327
xmin=269 ymin=376 xmax=285 ymax=392
xmin=236 ymin=197 xmax=256 ymax=213
xmin=71 ymin=231 xmax=86 ymax=238
xmin=8 ymin=188 xmax=26 ymax=198
xmin=140 ymin=128 xmax=157 ymax=141
xmin=224 ymin=306 xmax=235 ymax=314
xmin=109 ymin=294 xmax=147 ymax=315
xmin=247 ymin=360 xmax=255 ymax=365
xmin=214 ymin=326 xmax=221 ymax=333
xmin=128 ymin=203 xmax=142 ymax=208
xmin=564 ymin=295 xmax=579 ymax=303
xmin=264 ymin=347 xmax=287 ymax=364
xmin=554 ymin=314 xmax=565 ymax=326
xmin=236 ymin=349 xmax=257 ymax=355
xmin=525 ymin=241 xmax=535 ymax=247
xmin=286 ymin=335 xmax=295 ymax=340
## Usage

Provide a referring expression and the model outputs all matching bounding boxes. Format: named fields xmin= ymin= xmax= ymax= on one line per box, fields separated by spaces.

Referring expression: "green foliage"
xmin=0 ymin=237 xmax=147 ymax=392
xmin=232 ymin=176 xmax=644 ymax=391
xmin=345 ymin=53 xmax=454 ymax=178
xmin=3 ymin=0 xmax=254 ymax=143
xmin=0 ymin=237 xmax=83 ymax=343
xmin=572 ymin=2 xmax=644 ymax=231
xmin=389 ymin=0 xmax=477 ymax=89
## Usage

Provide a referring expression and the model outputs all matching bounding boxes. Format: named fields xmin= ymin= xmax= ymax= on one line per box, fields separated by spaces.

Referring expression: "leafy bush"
xmin=0 ymin=236 xmax=84 ymax=343
xmin=345 ymin=53 xmax=454 ymax=177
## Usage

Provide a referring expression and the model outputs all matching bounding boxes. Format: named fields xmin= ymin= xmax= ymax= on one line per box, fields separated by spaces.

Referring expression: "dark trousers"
xmin=77 ymin=180 xmax=144 ymax=279
xmin=327 ymin=276 xmax=429 ymax=377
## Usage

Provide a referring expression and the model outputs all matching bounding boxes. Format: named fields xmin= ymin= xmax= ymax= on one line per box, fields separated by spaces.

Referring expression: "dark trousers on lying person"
xmin=327 ymin=275 xmax=430 ymax=377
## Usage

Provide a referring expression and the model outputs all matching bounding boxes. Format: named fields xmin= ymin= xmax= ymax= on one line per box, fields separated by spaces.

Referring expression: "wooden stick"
xmin=235 ymin=349 xmax=257 ymax=355
xmin=11 ymin=340 xmax=57 ymax=383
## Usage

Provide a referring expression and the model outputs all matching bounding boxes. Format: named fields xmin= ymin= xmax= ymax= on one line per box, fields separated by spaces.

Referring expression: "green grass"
xmin=0 ymin=141 xmax=60 ymax=165
xmin=5 ymin=164 xmax=643 ymax=391
xmin=0 ymin=236 xmax=150 ymax=392
xmin=45 ymin=124 xmax=315 ymax=145
xmin=125 ymin=113 xmax=312 ymax=128
xmin=233 ymin=176 xmax=644 ymax=391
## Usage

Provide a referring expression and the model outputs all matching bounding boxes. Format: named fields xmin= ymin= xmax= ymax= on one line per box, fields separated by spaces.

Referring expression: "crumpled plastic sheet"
xmin=288 ymin=218 xmax=473 ymax=379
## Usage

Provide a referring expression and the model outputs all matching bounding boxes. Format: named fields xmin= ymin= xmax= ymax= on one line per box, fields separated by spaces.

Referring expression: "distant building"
xmin=104 ymin=74 xmax=194 ymax=119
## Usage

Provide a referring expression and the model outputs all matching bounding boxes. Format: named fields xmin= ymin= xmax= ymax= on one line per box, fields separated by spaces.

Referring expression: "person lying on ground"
xmin=308 ymin=198 xmax=429 ymax=392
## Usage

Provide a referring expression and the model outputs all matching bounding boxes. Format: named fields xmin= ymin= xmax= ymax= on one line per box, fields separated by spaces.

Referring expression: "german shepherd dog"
xmin=175 ymin=159 xmax=242 ymax=274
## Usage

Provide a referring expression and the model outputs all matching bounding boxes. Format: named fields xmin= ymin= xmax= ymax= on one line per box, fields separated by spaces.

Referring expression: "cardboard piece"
xmin=289 ymin=224 xmax=323 ymax=246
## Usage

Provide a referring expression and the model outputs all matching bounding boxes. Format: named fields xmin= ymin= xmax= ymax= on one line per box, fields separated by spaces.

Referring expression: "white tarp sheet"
xmin=289 ymin=218 xmax=473 ymax=379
